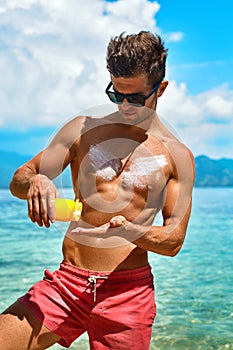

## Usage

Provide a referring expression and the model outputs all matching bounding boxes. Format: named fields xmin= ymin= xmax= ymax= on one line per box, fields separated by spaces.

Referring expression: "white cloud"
xmin=0 ymin=0 xmax=163 ymax=128
xmin=204 ymin=93 xmax=233 ymax=117
xmin=158 ymin=82 xmax=233 ymax=158
xmin=104 ymin=0 xmax=160 ymax=29
xmin=159 ymin=82 xmax=233 ymax=124
xmin=164 ymin=31 xmax=184 ymax=42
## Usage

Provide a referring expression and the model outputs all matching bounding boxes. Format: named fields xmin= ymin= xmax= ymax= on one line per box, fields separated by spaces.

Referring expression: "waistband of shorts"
xmin=60 ymin=261 xmax=152 ymax=282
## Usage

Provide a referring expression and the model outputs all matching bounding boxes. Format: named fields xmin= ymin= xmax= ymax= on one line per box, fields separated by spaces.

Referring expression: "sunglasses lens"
xmin=127 ymin=96 xmax=145 ymax=107
xmin=108 ymin=92 xmax=124 ymax=104
xmin=108 ymin=92 xmax=144 ymax=106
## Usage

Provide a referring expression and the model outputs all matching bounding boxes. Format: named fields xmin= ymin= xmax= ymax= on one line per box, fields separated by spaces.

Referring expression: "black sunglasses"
xmin=105 ymin=78 xmax=164 ymax=107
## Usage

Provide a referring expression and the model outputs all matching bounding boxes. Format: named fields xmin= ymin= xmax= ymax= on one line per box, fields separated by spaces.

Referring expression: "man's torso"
xmin=61 ymin=115 xmax=176 ymax=271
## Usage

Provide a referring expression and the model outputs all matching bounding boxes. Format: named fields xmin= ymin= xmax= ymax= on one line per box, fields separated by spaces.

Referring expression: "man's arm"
xmin=10 ymin=116 xmax=85 ymax=227
xmin=125 ymin=145 xmax=195 ymax=256
xmin=10 ymin=144 xmax=71 ymax=227
xmin=9 ymin=150 xmax=58 ymax=200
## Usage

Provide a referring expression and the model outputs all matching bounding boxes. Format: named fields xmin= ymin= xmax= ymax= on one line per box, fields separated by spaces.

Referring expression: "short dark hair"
xmin=106 ymin=31 xmax=168 ymax=86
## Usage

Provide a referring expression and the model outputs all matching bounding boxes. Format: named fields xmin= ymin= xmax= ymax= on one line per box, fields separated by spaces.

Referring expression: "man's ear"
xmin=157 ymin=80 xmax=169 ymax=97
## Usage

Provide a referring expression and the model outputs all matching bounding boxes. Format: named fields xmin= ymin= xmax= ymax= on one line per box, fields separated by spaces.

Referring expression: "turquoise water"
xmin=0 ymin=188 xmax=233 ymax=349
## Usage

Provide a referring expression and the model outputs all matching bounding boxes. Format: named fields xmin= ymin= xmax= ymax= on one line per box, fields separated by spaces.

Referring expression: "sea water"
xmin=0 ymin=188 xmax=233 ymax=350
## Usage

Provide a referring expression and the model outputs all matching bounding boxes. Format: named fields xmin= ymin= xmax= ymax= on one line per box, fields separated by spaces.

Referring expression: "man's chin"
xmin=119 ymin=110 xmax=138 ymax=123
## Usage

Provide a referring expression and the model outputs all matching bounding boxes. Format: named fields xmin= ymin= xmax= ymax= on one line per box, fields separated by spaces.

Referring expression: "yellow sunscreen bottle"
xmin=55 ymin=198 xmax=82 ymax=222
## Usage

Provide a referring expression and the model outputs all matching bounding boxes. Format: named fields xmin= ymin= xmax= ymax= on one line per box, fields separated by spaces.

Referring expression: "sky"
xmin=0 ymin=0 xmax=232 ymax=158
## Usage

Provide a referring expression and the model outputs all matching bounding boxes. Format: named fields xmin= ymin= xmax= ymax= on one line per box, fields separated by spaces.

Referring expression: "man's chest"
xmin=76 ymin=137 xmax=171 ymax=195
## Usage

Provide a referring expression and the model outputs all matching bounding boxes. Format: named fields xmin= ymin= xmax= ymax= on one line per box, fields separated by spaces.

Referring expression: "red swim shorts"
xmin=19 ymin=262 xmax=156 ymax=349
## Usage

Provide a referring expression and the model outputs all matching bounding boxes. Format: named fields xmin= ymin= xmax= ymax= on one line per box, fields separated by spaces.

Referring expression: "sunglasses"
xmin=105 ymin=78 xmax=163 ymax=107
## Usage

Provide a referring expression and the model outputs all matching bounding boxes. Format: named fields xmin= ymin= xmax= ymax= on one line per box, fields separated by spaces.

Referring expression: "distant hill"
xmin=195 ymin=155 xmax=233 ymax=187
xmin=0 ymin=151 xmax=72 ymax=189
xmin=0 ymin=151 xmax=31 ymax=189
xmin=1 ymin=151 xmax=233 ymax=189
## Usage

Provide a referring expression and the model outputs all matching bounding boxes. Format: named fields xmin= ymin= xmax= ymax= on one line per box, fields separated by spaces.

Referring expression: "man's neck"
xmin=135 ymin=111 xmax=158 ymax=132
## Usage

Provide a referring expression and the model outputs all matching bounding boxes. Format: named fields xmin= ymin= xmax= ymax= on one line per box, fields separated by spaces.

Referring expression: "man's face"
xmin=110 ymin=74 xmax=163 ymax=124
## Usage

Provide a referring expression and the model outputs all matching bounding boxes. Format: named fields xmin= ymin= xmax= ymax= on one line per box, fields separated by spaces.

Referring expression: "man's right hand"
xmin=27 ymin=174 xmax=59 ymax=227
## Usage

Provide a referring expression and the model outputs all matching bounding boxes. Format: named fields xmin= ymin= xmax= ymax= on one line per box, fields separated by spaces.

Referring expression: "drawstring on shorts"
xmin=87 ymin=275 xmax=108 ymax=302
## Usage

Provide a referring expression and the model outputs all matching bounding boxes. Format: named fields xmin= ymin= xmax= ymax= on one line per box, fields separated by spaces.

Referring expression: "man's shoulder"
xmin=53 ymin=112 xmax=118 ymax=140
xmin=166 ymin=137 xmax=193 ymax=157
xmin=166 ymin=139 xmax=195 ymax=183
xmin=151 ymin=117 xmax=194 ymax=161
xmin=71 ymin=111 xmax=120 ymax=129
xmin=150 ymin=124 xmax=195 ymax=179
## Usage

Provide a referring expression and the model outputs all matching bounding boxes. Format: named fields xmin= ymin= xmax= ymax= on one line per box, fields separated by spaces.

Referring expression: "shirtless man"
xmin=0 ymin=31 xmax=195 ymax=350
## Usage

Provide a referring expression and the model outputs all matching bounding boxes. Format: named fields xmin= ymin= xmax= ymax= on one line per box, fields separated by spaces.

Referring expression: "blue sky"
xmin=0 ymin=0 xmax=232 ymax=158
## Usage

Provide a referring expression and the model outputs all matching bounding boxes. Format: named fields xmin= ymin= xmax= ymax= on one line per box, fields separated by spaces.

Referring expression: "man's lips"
xmin=121 ymin=111 xmax=136 ymax=116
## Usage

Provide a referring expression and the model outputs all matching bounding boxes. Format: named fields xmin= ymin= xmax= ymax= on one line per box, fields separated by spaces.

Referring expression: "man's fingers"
xmin=71 ymin=223 xmax=109 ymax=235
xmin=109 ymin=215 xmax=126 ymax=227
xmin=47 ymin=196 xmax=56 ymax=223
xmin=40 ymin=195 xmax=51 ymax=227
xmin=27 ymin=196 xmax=35 ymax=223
xmin=26 ymin=175 xmax=58 ymax=227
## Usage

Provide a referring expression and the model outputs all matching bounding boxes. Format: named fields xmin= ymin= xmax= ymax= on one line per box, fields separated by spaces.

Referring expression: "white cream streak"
xmin=89 ymin=144 xmax=168 ymax=185
xmin=133 ymin=155 xmax=168 ymax=173
xmin=89 ymin=144 xmax=122 ymax=180
xmin=122 ymin=155 xmax=168 ymax=188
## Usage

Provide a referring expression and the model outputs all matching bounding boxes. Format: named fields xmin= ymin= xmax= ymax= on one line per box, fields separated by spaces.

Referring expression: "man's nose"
xmin=121 ymin=98 xmax=130 ymax=108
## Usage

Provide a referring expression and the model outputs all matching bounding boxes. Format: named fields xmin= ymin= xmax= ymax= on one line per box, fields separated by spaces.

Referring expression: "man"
xmin=0 ymin=31 xmax=195 ymax=349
